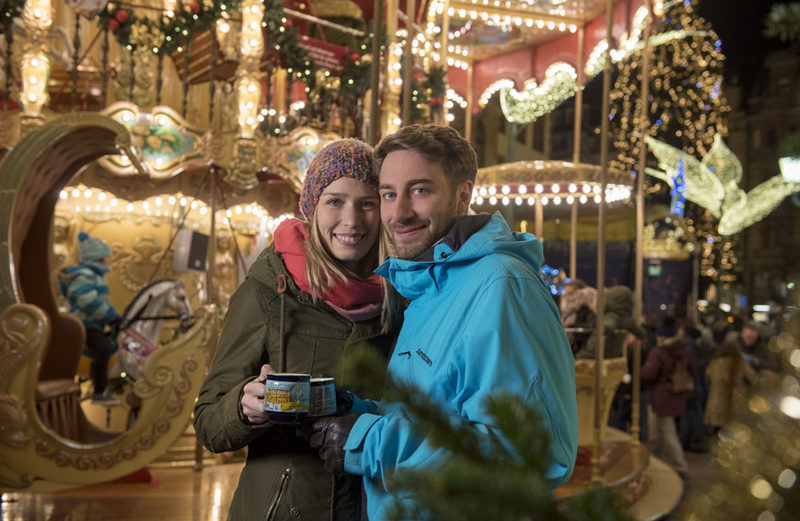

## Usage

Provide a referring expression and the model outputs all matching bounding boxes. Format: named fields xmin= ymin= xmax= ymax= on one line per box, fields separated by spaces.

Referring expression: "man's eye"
xmin=412 ymin=187 xmax=429 ymax=195
xmin=381 ymin=192 xmax=396 ymax=200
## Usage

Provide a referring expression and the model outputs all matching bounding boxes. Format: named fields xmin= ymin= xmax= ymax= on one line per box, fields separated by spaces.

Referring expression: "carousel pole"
xmin=632 ymin=0 xmax=652 ymax=446
xmin=70 ymin=13 xmax=80 ymax=111
xmin=401 ymin=0 xmax=415 ymax=126
xmin=569 ymin=26 xmax=585 ymax=280
xmin=465 ymin=63 xmax=473 ymax=142
xmin=368 ymin=0 xmax=382 ymax=145
xmin=438 ymin=0 xmax=450 ymax=124
xmin=535 ymin=194 xmax=543 ymax=239
xmin=591 ymin=0 xmax=614 ymax=485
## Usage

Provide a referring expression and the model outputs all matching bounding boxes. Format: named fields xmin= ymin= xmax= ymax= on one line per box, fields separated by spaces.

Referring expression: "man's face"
xmin=378 ymin=149 xmax=472 ymax=260
xmin=741 ymin=327 xmax=759 ymax=347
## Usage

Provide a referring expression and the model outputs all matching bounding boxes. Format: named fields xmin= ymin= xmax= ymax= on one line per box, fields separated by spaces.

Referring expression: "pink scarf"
xmin=273 ymin=219 xmax=383 ymax=322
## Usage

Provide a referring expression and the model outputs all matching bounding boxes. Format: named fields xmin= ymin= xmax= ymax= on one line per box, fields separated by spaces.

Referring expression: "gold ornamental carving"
xmin=0 ymin=304 xmax=48 ymax=390
xmin=0 ymin=394 xmax=30 ymax=448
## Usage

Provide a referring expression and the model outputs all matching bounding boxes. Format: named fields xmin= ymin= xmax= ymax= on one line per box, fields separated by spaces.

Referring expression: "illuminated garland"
xmin=499 ymin=63 xmax=577 ymax=124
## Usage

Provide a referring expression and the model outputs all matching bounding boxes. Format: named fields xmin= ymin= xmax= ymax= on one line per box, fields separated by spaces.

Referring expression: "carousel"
xmin=0 ymin=0 xmax=687 ymax=517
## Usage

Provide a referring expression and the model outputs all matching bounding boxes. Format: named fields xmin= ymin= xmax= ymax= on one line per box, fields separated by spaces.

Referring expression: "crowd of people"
xmin=560 ymin=281 xmax=780 ymax=480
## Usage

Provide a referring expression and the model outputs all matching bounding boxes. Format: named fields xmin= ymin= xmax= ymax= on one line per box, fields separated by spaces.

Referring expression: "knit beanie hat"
xmin=78 ymin=231 xmax=112 ymax=262
xmin=299 ymin=139 xmax=377 ymax=221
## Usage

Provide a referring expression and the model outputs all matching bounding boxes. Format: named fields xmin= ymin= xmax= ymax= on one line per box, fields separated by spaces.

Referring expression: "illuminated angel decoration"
xmin=645 ymin=134 xmax=800 ymax=235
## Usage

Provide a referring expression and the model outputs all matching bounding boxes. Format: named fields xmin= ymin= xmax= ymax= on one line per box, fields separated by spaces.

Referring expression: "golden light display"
xmin=610 ymin=0 xmax=730 ymax=175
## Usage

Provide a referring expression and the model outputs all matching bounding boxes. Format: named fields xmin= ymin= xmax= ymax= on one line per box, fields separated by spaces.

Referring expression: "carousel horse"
xmin=116 ymin=279 xmax=195 ymax=381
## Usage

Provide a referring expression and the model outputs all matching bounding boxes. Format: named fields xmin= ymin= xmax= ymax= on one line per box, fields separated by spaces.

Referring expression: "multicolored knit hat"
xmin=299 ymin=139 xmax=377 ymax=221
xmin=78 ymin=231 xmax=112 ymax=262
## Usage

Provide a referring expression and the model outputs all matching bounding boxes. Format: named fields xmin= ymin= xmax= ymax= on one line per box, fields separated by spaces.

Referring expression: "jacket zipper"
xmin=265 ymin=468 xmax=290 ymax=521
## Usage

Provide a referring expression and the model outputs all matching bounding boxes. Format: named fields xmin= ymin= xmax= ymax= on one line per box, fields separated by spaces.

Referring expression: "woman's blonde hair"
xmin=304 ymin=215 xmax=404 ymax=333
xmin=303 ymin=211 xmax=379 ymax=300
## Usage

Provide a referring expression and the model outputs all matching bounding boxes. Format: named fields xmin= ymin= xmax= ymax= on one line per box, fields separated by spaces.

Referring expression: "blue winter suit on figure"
xmin=343 ymin=213 xmax=579 ymax=521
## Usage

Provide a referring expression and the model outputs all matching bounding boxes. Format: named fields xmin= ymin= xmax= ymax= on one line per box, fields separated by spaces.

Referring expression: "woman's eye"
xmin=325 ymin=198 xmax=341 ymax=206
xmin=361 ymin=200 xmax=377 ymax=209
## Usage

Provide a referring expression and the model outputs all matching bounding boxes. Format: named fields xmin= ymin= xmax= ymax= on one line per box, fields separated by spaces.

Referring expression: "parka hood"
xmin=376 ymin=212 xmax=544 ymax=300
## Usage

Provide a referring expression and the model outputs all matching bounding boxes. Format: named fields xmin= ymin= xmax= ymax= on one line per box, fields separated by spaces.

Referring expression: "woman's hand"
xmin=241 ymin=364 xmax=275 ymax=424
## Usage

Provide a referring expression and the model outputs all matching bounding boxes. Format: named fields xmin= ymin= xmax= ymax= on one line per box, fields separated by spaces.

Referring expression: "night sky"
xmin=697 ymin=0 xmax=792 ymax=100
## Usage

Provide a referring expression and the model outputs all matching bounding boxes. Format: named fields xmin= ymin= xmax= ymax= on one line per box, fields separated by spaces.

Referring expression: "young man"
xmin=308 ymin=125 xmax=578 ymax=520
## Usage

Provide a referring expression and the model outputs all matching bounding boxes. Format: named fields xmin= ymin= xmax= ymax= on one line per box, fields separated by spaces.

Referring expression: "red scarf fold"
xmin=273 ymin=218 xmax=383 ymax=322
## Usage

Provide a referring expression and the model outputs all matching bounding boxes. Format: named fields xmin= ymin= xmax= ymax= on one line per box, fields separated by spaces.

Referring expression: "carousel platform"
xmin=555 ymin=427 xmax=684 ymax=521
xmin=1 ymin=428 xmax=684 ymax=521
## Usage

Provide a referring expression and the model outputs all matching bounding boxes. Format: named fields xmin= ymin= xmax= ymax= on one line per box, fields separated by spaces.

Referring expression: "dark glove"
xmin=304 ymin=413 xmax=360 ymax=475
xmin=335 ymin=389 xmax=354 ymax=415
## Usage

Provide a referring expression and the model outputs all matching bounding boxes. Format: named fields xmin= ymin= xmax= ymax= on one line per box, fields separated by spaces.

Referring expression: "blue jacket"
xmin=343 ymin=213 xmax=578 ymax=520
xmin=59 ymin=262 xmax=119 ymax=330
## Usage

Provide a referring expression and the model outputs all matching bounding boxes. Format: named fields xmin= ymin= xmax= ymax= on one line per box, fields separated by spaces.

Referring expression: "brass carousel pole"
xmin=401 ymin=0 xmax=415 ymax=126
xmin=368 ymin=0 xmax=382 ymax=145
xmin=592 ymin=0 xmax=614 ymax=485
xmin=632 ymin=0 xmax=652 ymax=446
xmin=570 ymin=26 xmax=585 ymax=280
xmin=535 ymin=194 xmax=543 ymax=238
xmin=438 ymin=0 xmax=450 ymax=124
xmin=465 ymin=63 xmax=473 ymax=142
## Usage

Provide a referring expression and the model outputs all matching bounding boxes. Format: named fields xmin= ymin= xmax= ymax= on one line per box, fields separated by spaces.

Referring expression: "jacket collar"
xmin=376 ymin=212 xmax=515 ymax=300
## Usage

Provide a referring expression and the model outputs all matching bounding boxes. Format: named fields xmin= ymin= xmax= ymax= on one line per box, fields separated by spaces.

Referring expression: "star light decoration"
xmin=646 ymin=135 xmax=800 ymax=235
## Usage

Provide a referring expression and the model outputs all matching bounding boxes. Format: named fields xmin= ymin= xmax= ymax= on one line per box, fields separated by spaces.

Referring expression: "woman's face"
xmin=315 ymin=177 xmax=380 ymax=271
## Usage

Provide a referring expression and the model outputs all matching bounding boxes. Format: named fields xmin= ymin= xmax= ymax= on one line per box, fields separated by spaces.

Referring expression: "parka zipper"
xmin=265 ymin=467 xmax=290 ymax=521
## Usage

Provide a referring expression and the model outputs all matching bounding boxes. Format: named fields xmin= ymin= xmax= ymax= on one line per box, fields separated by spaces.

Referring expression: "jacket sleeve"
xmin=66 ymin=270 xmax=117 ymax=325
xmin=343 ymin=275 xmax=578 ymax=489
xmin=641 ymin=347 xmax=663 ymax=383
xmin=193 ymin=278 xmax=272 ymax=452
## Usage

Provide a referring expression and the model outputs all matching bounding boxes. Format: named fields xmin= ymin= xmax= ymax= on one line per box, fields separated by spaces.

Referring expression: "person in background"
xmin=736 ymin=321 xmax=776 ymax=373
xmin=704 ymin=340 xmax=757 ymax=434
xmin=642 ymin=321 xmax=693 ymax=480
xmin=59 ymin=232 xmax=120 ymax=405
xmin=194 ymin=139 xmax=398 ymax=521
xmin=305 ymin=124 xmax=578 ymax=521
xmin=679 ymin=323 xmax=714 ymax=453
xmin=560 ymin=279 xmax=596 ymax=354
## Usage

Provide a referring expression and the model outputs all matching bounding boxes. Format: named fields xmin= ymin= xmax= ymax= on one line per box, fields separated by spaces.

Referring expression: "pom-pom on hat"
xmin=78 ymin=231 xmax=112 ymax=262
xmin=299 ymin=139 xmax=377 ymax=221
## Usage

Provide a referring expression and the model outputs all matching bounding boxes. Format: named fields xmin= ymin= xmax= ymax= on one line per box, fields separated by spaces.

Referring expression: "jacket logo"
xmin=415 ymin=348 xmax=432 ymax=367
xmin=397 ymin=351 xmax=411 ymax=358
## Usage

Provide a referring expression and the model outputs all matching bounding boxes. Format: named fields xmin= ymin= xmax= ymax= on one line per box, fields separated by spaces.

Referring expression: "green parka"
xmin=194 ymin=245 xmax=394 ymax=521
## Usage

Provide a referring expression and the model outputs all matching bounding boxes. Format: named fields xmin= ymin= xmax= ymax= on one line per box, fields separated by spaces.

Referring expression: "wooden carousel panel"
xmin=169 ymin=30 xmax=238 ymax=85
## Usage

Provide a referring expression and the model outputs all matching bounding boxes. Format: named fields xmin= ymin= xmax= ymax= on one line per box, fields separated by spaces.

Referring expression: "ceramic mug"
xmin=264 ymin=373 xmax=310 ymax=423
xmin=309 ymin=377 xmax=337 ymax=416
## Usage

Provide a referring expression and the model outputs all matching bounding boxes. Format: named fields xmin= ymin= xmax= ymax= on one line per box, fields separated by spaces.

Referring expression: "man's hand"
xmin=304 ymin=414 xmax=360 ymax=474
xmin=241 ymin=364 xmax=275 ymax=424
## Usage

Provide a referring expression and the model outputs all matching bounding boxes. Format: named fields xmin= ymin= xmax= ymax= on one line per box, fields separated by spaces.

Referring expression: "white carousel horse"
xmin=115 ymin=279 xmax=195 ymax=380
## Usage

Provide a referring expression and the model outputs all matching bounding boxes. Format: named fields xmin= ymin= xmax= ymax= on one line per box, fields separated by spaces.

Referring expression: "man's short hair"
xmin=374 ymin=124 xmax=478 ymax=192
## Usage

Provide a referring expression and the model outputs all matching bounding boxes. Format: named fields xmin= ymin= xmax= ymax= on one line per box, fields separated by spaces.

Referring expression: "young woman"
xmin=194 ymin=139 xmax=396 ymax=521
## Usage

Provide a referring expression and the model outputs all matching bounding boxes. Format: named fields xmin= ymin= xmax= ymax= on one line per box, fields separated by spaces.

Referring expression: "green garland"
xmin=424 ymin=65 xmax=447 ymax=110
xmin=262 ymin=0 xmax=315 ymax=89
xmin=0 ymin=0 xmax=24 ymax=30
